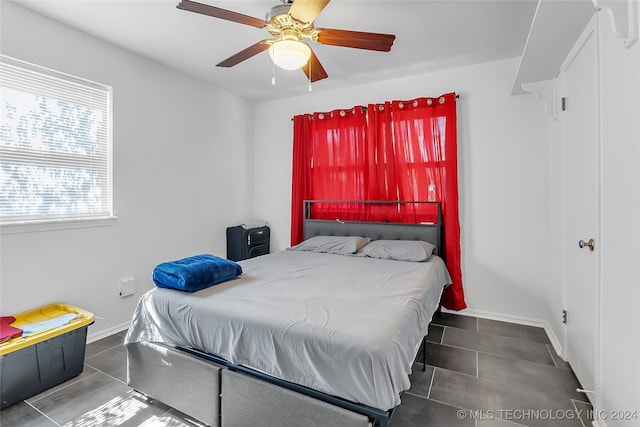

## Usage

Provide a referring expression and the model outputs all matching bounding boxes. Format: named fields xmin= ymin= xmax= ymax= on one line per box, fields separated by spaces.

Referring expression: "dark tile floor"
xmin=393 ymin=313 xmax=593 ymax=427
xmin=0 ymin=313 xmax=593 ymax=427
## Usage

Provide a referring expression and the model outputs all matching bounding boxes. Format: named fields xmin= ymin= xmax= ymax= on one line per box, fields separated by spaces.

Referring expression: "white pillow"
xmin=289 ymin=236 xmax=371 ymax=255
xmin=361 ymin=240 xmax=435 ymax=262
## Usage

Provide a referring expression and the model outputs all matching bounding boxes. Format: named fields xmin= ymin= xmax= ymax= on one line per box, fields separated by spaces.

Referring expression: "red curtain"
xmin=368 ymin=94 xmax=465 ymax=310
xmin=290 ymin=114 xmax=313 ymax=245
xmin=290 ymin=93 xmax=465 ymax=310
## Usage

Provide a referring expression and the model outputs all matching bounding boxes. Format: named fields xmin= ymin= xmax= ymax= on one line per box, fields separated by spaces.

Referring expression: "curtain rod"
xmin=291 ymin=94 xmax=460 ymax=121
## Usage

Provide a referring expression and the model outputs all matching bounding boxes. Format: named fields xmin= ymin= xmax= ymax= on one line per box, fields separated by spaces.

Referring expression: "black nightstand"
xmin=226 ymin=226 xmax=270 ymax=261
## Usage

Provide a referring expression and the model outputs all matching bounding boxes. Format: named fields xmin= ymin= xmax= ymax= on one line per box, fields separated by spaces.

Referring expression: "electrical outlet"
xmin=120 ymin=276 xmax=136 ymax=297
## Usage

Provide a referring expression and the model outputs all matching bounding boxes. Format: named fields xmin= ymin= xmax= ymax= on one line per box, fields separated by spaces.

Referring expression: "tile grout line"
xmin=426 ymin=396 xmax=529 ymax=427
xmin=424 ymin=359 xmax=588 ymax=425
xmin=84 ymin=363 xmax=128 ymax=385
xmin=546 ymin=343 xmax=559 ymax=368
xmin=23 ymin=400 xmax=62 ymax=427
xmin=433 ymin=322 xmax=550 ymax=346
xmin=27 ymin=370 xmax=102 ymax=404
xmin=433 ymin=320 xmax=551 ymax=346
xmin=571 ymin=398 xmax=588 ymax=427
xmin=404 ymin=390 xmax=429 ymax=400
xmin=440 ymin=328 xmax=556 ymax=367
xmin=85 ymin=342 xmax=124 ymax=359
xmin=426 ymin=366 xmax=436 ymax=399
xmin=428 ymin=336 xmax=555 ymax=369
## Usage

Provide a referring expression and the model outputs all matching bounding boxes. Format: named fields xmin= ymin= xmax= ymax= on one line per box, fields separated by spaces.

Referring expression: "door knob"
xmin=578 ymin=238 xmax=595 ymax=251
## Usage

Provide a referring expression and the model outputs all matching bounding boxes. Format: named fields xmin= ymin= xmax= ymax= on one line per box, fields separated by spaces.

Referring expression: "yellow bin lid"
xmin=0 ymin=303 xmax=95 ymax=356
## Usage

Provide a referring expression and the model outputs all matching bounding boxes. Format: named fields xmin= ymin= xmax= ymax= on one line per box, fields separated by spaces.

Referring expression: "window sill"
xmin=0 ymin=216 xmax=118 ymax=235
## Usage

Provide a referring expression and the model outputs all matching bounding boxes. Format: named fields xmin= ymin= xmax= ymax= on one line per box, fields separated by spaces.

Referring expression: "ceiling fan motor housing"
xmin=266 ymin=4 xmax=292 ymax=23
xmin=265 ymin=3 xmax=317 ymax=42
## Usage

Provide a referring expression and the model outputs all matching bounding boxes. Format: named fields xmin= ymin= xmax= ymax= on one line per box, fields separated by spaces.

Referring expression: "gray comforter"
xmin=124 ymin=250 xmax=451 ymax=410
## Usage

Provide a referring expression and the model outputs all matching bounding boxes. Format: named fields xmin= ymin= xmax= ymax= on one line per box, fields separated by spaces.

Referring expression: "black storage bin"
xmin=226 ymin=225 xmax=270 ymax=261
xmin=0 ymin=303 xmax=94 ymax=409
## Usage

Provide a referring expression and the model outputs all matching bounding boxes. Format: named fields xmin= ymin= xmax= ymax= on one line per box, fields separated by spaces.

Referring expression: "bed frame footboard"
xmin=222 ymin=369 xmax=371 ymax=427
xmin=127 ymin=342 xmax=223 ymax=427
xmin=126 ymin=342 xmax=390 ymax=427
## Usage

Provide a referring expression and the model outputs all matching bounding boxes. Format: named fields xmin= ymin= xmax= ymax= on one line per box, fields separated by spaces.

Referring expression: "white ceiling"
xmin=12 ymin=0 xmax=539 ymax=102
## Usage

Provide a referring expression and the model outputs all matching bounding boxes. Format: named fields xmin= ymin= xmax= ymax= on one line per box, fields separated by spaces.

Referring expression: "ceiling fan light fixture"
xmin=268 ymin=40 xmax=311 ymax=70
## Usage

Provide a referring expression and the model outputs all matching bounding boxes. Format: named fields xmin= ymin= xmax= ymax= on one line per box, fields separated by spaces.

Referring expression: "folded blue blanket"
xmin=153 ymin=254 xmax=242 ymax=292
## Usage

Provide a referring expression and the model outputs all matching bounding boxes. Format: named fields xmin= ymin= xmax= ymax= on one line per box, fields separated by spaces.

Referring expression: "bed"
xmin=124 ymin=201 xmax=451 ymax=427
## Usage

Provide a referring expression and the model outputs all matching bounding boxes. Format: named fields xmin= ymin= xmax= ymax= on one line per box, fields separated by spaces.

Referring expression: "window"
xmin=0 ymin=55 xmax=113 ymax=229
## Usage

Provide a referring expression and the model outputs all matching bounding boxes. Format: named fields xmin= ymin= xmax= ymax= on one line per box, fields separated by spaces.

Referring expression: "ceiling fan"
xmin=176 ymin=0 xmax=396 ymax=82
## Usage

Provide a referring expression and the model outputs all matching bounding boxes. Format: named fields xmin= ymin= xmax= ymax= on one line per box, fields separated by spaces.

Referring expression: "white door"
xmin=561 ymin=15 xmax=600 ymax=401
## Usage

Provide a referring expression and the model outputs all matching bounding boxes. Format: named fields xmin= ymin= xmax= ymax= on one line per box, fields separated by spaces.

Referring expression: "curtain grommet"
xmin=439 ymin=97 xmax=445 ymax=104
xmin=427 ymin=99 xmax=433 ymax=105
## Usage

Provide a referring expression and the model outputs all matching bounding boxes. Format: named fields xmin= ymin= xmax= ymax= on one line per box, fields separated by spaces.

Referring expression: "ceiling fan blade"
xmin=289 ymin=0 xmax=330 ymax=24
xmin=302 ymin=48 xmax=328 ymax=82
xmin=316 ymin=28 xmax=396 ymax=52
xmin=216 ymin=41 xmax=271 ymax=67
xmin=177 ymin=0 xmax=266 ymax=28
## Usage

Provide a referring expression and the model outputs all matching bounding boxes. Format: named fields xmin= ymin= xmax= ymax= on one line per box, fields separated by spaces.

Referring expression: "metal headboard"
xmin=302 ymin=200 xmax=443 ymax=256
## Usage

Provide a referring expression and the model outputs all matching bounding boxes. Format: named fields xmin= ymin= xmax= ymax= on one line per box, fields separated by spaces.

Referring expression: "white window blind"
xmin=0 ymin=55 xmax=112 ymax=224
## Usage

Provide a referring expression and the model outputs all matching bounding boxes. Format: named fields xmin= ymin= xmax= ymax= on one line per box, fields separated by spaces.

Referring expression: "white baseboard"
xmin=543 ymin=323 xmax=563 ymax=359
xmin=441 ymin=307 xmax=563 ymax=359
xmin=87 ymin=321 xmax=130 ymax=343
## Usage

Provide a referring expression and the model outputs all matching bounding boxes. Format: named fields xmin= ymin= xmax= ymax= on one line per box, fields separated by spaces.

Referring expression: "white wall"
xmin=539 ymin=8 xmax=639 ymax=423
xmin=596 ymin=9 xmax=640 ymax=424
xmin=253 ymin=57 xmax=554 ymax=325
xmin=0 ymin=2 xmax=254 ymax=340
